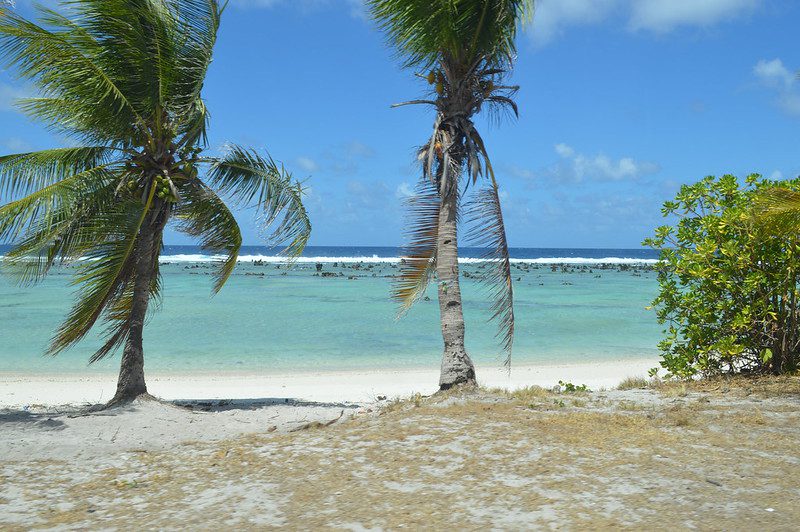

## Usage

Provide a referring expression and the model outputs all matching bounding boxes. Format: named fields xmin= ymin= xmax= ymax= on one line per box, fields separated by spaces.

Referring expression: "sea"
xmin=0 ymin=245 xmax=663 ymax=375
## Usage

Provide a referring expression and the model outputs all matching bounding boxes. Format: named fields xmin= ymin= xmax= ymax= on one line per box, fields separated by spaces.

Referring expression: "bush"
xmin=644 ymin=174 xmax=800 ymax=378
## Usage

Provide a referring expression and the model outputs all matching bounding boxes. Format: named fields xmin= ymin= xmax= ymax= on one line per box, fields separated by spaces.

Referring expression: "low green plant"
xmin=558 ymin=381 xmax=589 ymax=393
xmin=644 ymin=174 xmax=800 ymax=378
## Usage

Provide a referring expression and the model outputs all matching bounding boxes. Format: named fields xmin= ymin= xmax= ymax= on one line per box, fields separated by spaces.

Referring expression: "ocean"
xmin=0 ymin=245 xmax=662 ymax=375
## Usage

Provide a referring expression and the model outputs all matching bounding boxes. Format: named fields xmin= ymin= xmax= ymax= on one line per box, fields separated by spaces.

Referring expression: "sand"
xmin=0 ymin=358 xmax=658 ymax=407
xmin=1 ymin=379 xmax=799 ymax=529
xmin=7 ymin=360 xmax=797 ymax=528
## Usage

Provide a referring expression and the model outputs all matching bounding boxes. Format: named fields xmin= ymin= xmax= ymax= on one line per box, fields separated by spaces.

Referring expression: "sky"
xmin=1 ymin=0 xmax=799 ymax=249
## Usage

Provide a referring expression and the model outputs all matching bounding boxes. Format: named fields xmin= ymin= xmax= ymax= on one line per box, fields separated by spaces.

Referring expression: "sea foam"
xmin=157 ymin=254 xmax=658 ymax=265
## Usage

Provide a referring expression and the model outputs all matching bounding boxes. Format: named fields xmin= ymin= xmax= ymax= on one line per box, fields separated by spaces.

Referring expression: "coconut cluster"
xmin=426 ymin=70 xmax=445 ymax=96
xmin=425 ymin=70 xmax=495 ymax=99
xmin=153 ymin=172 xmax=176 ymax=202
xmin=122 ymin=146 xmax=202 ymax=203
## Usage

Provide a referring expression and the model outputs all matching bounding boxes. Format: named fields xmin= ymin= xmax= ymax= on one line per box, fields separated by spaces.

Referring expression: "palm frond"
xmin=1 ymin=1 xmax=224 ymax=144
xmin=367 ymin=0 xmax=534 ymax=68
xmin=0 ymin=7 xmax=149 ymax=142
xmin=465 ymin=180 xmax=514 ymax=366
xmin=62 ymin=0 xmax=223 ymax=121
xmin=89 ymin=234 xmax=163 ymax=363
xmin=48 ymin=185 xmax=156 ymax=356
xmin=0 ymin=146 xmax=120 ymax=198
xmin=754 ymin=186 xmax=800 ymax=233
xmin=174 ymin=178 xmax=241 ymax=293
xmin=1 ymin=178 xmax=118 ymax=283
xmin=0 ymin=159 xmax=118 ymax=254
xmin=206 ymin=145 xmax=310 ymax=257
xmin=393 ymin=179 xmax=440 ymax=314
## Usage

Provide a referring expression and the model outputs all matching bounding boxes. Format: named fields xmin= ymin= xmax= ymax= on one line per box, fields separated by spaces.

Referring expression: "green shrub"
xmin=558 ymin=380 xmax=589 ymax=393
xmin=644 ymin=174 xmax=800 ymax=378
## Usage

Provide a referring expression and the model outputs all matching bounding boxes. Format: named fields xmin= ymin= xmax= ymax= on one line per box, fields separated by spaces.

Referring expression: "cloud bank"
xmin=531 ymin=0 xmax=761 ymax=45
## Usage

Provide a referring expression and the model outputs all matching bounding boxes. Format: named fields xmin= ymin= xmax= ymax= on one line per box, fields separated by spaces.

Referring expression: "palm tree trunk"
xmin=109 ymin=213 xmax=159 ymax=405
xmin=436 ymin=187 xmax=476 ymax=390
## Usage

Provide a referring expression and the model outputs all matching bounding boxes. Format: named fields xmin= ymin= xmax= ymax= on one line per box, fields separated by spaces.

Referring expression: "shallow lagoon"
xmin=0 ymin=254 xmax=662 ymax=375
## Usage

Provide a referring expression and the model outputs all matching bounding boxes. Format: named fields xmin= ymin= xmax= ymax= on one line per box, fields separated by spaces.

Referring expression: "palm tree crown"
xmin=0 ymin=0 xmax=310 ymax=402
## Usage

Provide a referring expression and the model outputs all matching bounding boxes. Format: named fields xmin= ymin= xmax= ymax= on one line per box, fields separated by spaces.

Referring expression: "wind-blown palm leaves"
xmin=465 ymin=183 xmax=515 ymax=365
xmin=755 ymin=186 xmax=800 ymax=232
xmin=0 ymin=1 xmax=310 ymax=404
xmin=371 ymin=0 xmax=533 ymax=385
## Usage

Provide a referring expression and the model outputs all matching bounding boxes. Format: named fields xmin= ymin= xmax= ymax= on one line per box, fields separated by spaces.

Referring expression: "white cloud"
xmin=533 ymin=143 xmax=660 ymax=185
xmin=345 ymin=140 xmax=374 ymax=158
xmin=754 ymin=58 xmax=800 ymax=117
xmin=296 ymin=156 xmax=319 ymax=173
xmin=754 ymin=58 xmax=795 ymax=88
xmin=233 ymin=0 xmax=311 ymax=7
xmin=529 ymin=0 xmax=761 ymax=45
xmin=769 ymin=170 xmax=784 ymax=180
xmin=629 ymin=0 xmax=759 ymax=32
xmin=346 ymin=179 xmax=392 ymax=210
xmin=231 ymin=0 xmax=365 ymax=19
xmin=1 ymin=137 xmax=32 ymax=152
xmin=0 ymin=83 xmax=26 ymax=112
xmin=554 ymin=142 xmax=575 ymax=158
xmin=530 ymin=0 xmax=619 ymax=45
xmin=504 ymin=164 xmax=535 ymax=180
xmin=395 ymin=182 xmax=413 ymax=199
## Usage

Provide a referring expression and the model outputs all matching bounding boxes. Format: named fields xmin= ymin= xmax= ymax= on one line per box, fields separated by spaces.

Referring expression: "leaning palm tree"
xmin=368 ymin=0 xmax=533 ymax=389
xmin=0 ymin=0 xmax=310 ymax=405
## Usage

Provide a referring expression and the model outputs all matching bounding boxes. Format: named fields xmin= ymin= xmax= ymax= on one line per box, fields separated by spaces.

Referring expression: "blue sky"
xmin=1 ymin=0 xmax=799 ymax=248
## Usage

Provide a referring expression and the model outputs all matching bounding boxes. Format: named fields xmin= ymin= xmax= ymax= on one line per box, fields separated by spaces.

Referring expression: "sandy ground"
xmin=1 ymin=375 xmax=799 ymax=530
xmin=0 ymin=358 xmax=657 ymax=407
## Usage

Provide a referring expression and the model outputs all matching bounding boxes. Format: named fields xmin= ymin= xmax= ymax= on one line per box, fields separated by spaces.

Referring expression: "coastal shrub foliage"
xmin=644 ymin=174 xmax=800 ymax=378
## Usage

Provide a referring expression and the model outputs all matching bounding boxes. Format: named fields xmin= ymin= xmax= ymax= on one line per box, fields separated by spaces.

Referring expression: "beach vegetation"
xmin=558 ymin=380 xmax=589 ymax=393
xmin=616 ymin=376 xmax=649 ymax=390
xmin=645 ymin=174 xmax=800 ymax=378
xmin=0 ymin=0 xmax=310 ymax=405
xmin=368 ymin=0 xmax=534 ymax=390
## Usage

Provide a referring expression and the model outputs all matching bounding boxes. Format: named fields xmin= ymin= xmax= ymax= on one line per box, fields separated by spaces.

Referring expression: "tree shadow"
xmin=0 ymin=409 xmax=67 ymax=430
xmin=170 ymin=397 xmax=362 ymax=413
xmin=0 ymin=396 xmax=365 ymax=421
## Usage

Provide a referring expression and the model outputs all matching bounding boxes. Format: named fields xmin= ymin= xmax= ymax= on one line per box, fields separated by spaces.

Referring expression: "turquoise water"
xmin=0 ymin=249 xmax=662 ymax=375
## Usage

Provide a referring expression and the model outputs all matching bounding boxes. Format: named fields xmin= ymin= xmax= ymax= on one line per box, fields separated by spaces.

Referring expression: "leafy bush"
xmin=644 ymin=174 xmax=800 ymax=378
xmin=558 ymin=381 xmax=589 ymax=393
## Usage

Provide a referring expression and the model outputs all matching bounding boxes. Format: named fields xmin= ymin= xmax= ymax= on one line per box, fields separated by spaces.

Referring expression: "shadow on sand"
xmin=0 ymin=396 xmax=363 ymax=425
xmin=0 ymin=409 xmax=67 ymax=429
xmin=170 ymin=397 xmax=362 ymax=412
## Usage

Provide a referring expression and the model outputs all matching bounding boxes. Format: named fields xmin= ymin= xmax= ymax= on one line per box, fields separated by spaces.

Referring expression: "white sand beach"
xmin=2 ymin=375 xmax=798 ymax=529
xmin=0 ymin=358 xmax=657 ymax=407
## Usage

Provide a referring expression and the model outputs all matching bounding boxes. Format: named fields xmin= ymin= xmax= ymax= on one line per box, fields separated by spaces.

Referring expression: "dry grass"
xmin=2 ymin=381 xmax=799 ymax=530
xmin=617 ymin=376 xmax=650 ymax=390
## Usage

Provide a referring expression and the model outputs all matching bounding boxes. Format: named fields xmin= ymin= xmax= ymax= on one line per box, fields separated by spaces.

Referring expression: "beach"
xmin=9 ymin=247 xmax=795 ymax=529
xmin=2 ymin=377 xmax=798 ymax=529
xmin=0 ymin=359 xmax=658 ymax=407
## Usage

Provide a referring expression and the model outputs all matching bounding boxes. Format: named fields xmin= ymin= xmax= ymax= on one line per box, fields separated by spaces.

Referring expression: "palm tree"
xmin=368 ymin=0 xmax=533 ymax=389
xmin=0 ymin=0 xmax=310 ymax=405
